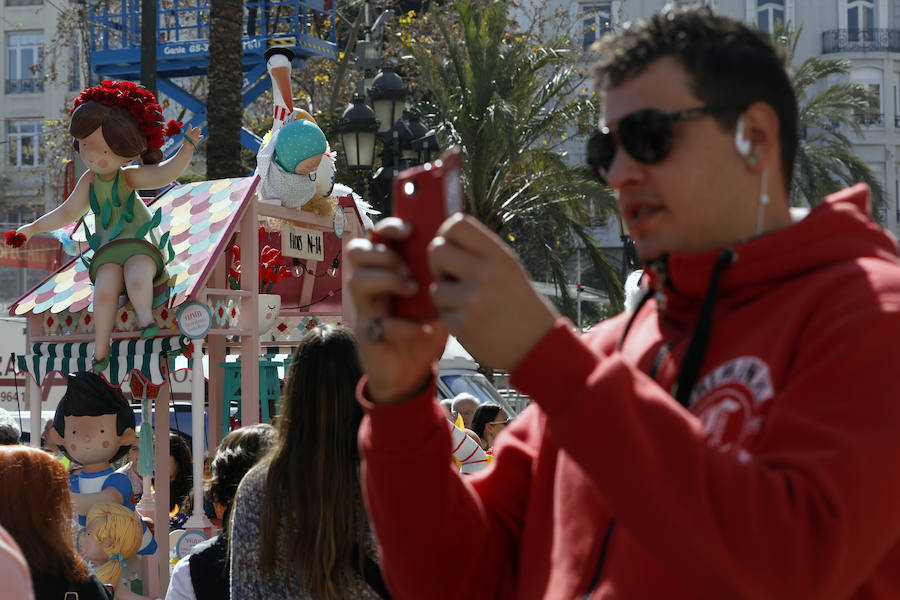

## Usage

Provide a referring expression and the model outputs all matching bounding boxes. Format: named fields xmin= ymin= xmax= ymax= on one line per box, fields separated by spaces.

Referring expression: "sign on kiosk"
xmin=281 ymin=224 xmax=325 ymax=262
xmin=176 ymin=302 xmax=213 ymax=338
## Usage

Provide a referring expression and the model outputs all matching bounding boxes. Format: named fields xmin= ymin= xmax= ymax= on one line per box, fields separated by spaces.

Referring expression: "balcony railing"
xmin=855 ymin=111 xmax=884 ymax=127
xmin=823 ymin=29 xmax=900 ymax=53
xmin=5 ymin=78 xmax=43 ymax=94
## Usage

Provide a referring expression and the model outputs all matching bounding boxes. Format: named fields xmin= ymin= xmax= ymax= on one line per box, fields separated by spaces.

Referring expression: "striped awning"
xmin=17 ymin=337 xmax=185 ymax=386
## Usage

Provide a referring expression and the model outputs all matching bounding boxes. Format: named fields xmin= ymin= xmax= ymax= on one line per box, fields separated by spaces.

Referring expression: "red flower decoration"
xmin=4 ymin=231 xmax=26 ymax=247
xmin=71 ymin=80 xmax=181 ymax=151
xmin=166 ymin=120 xmax=183 ymax=136
xmin=229 ymin=232 xmax=292 ymax=292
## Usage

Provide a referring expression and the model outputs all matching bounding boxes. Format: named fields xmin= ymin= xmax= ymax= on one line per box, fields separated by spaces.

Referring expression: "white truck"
xmin=437 ymin=336 xmax=516 ymax=414
xmin=0 ymin=316 xmax=67 ymax=443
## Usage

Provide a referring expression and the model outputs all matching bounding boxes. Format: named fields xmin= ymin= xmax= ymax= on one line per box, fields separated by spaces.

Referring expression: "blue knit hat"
xmin=274 ymin=119 xmax=327 ymax=173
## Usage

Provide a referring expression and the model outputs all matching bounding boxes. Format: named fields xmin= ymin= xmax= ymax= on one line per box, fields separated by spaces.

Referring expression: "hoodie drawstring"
xmin=671 ymin=248 xmax=736 ymax=408
xmin=587 ymin=249 xmax=736 ymax=599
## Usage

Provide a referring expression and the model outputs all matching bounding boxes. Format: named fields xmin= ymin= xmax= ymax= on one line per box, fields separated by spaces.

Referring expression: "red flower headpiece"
xmin=71 ymin=80 xmax=183 ymax=152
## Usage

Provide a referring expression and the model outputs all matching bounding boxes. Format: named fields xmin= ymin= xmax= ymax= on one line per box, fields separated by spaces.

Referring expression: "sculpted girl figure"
xmin=80 ymin=503 xmax=155 ymax=600
xmin=12 ymin=80 xmax=202 ymax=370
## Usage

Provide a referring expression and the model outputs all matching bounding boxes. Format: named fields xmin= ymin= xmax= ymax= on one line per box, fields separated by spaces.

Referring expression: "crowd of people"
xmin=3 ymin=4 xmax=900 ymax=599
xmin=0 ymin=325 xmax=387 ymax=600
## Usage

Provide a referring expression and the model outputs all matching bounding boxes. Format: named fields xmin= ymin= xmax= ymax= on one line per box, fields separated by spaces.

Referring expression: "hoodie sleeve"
xmin=357 ymin=374 xmax=539 ymax=600
xmin=512 ymin=310 xmax=900 ymax=600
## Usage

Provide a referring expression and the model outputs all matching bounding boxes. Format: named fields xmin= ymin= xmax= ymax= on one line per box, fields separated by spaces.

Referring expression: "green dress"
xmin=83 ymin=169 xmax=173 ymax=284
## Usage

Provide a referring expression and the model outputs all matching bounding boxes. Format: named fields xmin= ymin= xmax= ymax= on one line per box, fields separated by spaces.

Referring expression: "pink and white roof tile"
xmin=9 ymin=177 xmax=258 ymax=325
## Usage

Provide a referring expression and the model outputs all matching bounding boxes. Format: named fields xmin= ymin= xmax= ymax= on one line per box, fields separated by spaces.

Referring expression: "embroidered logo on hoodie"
xmin=689 ymin=356 xmax=774 ymax=450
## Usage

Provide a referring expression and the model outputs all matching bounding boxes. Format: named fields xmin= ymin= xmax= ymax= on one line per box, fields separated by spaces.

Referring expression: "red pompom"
xmin=166 ymin=120 xmax=183 ymax=137
xmin=5 ymin=231 xmax=26 ymax=248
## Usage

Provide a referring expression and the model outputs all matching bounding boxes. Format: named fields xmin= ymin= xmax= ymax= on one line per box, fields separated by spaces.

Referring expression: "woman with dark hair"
xmin=0 ymin=446 xmax=111 ymax=600
xmin=166 ymin=424 xmax=276 ymax=600
xmin=230 ymin=325 xmax=387 ymax=599
xmin=169 ymin=431 xmax=193 ymax=525
xmin=471 ymin=403 xmax=508 ymax=451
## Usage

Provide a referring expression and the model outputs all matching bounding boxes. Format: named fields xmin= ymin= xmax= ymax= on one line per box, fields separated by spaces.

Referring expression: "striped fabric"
xmin=17 ymin=336 xmax=184 ymax=386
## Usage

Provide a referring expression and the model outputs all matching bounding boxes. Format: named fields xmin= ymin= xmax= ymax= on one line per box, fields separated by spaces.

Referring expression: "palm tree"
xmin=776 ymin=24 xmax=885 ymax=215
xmin=207 ymin=0 xmax=244 ymax=178
xmin=407 ymin=0 xmax=623 ymax=316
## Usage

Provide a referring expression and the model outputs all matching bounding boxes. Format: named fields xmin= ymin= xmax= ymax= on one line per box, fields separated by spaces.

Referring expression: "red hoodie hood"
xmin=644 ymin=184 xmax=900 ymax=322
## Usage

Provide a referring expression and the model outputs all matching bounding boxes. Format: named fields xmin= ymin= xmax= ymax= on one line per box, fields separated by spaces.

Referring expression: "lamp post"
xmin=338 ymin=93 xmax=379 ymax=204
xmin=368 ymin=67 xmax=408 ymax=216
xmin=406 ymin=111 xmax=441 ymax=164
xmin=343 ymin=12 xmax=441 ymax=217
xmin=339 ymin=93 xmax=379 ymax=171
xmin=368 ymin=67 xmax=407 ymax=137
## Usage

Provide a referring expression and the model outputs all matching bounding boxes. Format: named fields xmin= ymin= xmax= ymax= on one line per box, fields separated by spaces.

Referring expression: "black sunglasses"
xmin=586 ymin=104 xmax=744 ymax=184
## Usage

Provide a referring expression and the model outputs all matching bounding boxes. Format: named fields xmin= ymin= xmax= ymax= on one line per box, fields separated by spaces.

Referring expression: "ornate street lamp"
xmin=403 ymin=111 xmax=427 ymax=162
xmin=338 ymin=93 xmax=379 ymax=171
xmin=368 ymin=66 xmax=408 ymax=135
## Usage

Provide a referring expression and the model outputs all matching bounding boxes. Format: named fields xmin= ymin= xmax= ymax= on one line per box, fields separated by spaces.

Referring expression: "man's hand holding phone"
xmin=347 ymin=217 xmax=448 ymax=405
xmin=347 ymin=149 xmax=463 ymax=403
xmin=347 ymin=147 xmax=558 ymax=403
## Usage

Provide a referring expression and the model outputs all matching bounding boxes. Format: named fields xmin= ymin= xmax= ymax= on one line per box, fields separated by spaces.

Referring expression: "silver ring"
xmin=364 ymin=318 xmax=385 ymax=344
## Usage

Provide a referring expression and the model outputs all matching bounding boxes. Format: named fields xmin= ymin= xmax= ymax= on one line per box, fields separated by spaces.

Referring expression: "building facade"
xmin=1 ymin=0 xmax=79 ymax=304
xmin=566 ymin=0 xmax=900 ymax=240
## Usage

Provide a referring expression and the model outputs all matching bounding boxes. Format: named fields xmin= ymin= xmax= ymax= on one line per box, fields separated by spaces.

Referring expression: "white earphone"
xmin=734 ymin=115 xmax=752 ymax=157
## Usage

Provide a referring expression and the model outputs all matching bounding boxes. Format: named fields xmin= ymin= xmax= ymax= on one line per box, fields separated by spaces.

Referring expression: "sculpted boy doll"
xmin=52 ymin=371 xmax=156 ymax=555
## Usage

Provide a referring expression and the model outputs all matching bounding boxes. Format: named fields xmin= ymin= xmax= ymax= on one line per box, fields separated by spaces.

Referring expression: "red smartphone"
xmin=387 ymin=147 xmax=464 ymax=320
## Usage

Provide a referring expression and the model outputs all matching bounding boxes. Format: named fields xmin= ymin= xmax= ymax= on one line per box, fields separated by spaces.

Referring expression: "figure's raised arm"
xmin=17 ymin=170 xmax=92 ymax=241
xmin=123 ymin=125 xmax=203 ymax=191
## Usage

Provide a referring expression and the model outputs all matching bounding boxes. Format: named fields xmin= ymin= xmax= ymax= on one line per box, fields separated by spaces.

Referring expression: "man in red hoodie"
xmin=346 ymin=5 xmax=900 ymax=599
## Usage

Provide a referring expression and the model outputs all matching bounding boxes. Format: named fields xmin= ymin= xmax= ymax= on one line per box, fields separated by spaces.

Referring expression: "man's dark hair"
xmin=593 ymin=6 xmax=798 ymax=192
xmin=52 ymin=371 xmax=136 ymax=462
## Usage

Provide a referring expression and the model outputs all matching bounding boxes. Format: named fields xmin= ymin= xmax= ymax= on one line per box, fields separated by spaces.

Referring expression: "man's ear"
xmin=118 ymin=427 xmax=137 ymax=447
xmin=738 ymin=101 xmax=781 ymax=171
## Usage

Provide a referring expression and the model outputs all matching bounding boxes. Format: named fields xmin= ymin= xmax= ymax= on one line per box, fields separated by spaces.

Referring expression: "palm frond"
xmin=405 ymin=0 xmax=624 ymax=321
xmin=774 ymin=25 xmax=885 ymax=210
